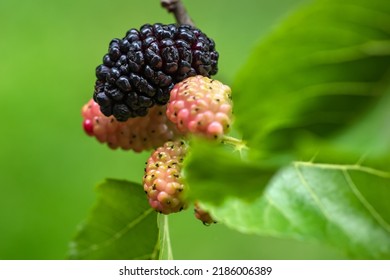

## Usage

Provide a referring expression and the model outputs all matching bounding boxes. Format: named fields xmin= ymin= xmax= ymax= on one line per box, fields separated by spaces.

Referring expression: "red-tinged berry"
xmin=83 ymin=118 xmax=94 ymax=136
xmin=166 ymin=75 xmax=232 ymax=139
xmin=194 ymin=202 xmax=216 ymax=226
xmin=93 ymin=23 xmax=219 ymax=122
xmin=143 ymin=140 xmax=188 ymax=214
xmin=81 ymin=99 xmax=183 ymax=152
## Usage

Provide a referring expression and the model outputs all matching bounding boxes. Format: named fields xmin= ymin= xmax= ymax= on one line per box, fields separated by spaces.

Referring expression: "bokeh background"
xmin=0 ymin=0 xmax=345 ymax=259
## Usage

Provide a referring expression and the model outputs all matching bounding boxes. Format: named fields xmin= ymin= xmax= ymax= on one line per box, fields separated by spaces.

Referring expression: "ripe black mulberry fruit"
xmin=93 ymin=23 xmax=219 ymax=122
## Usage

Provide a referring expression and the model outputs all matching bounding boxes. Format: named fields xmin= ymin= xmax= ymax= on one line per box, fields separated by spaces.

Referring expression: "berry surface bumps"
xmin=82 ymin=99 xmax=183 ymax=152
xmin=143 ymin=141 xmax=188 ymax=214
xmin=166 ymin=75 xmax=233 ymax=139
xmin=93 ymin=23 xmax=219 ymax=122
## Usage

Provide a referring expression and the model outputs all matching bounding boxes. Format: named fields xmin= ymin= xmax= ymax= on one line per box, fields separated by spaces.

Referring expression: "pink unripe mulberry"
xmin=166 ymin=75 xmax=233 ymax=139
xmin=143 ymin=141 xmax=188 ymax=214
xmin=81 ymin=99 xmax=183 ymax=152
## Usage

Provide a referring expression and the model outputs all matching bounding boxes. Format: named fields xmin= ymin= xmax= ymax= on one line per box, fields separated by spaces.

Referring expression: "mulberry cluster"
xmin=94 ymin=23 xmax=219 ymax=122
xmin=143 ymin=141 xmax=188 ymax=214
xmin=81 ymin=99 xmax=183 ymax=152
xmin=166 ymin=75 xmax=232 ymax=139
xmin=83 ymin=21 xmax=233 ymax=226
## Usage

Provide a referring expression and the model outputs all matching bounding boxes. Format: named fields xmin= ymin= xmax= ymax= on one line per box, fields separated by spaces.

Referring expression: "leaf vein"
xmin=293 ymin=163 xmax=331 ymax=221
xmin=295 ymin=161 xmax=390 ymax=179
xmin=265 ymin=194 xmax=300 ymax=230
xmin=342 ymin=169 xmax=390 ymax=234
xmin=76 ymin=208 xmax=154 ymax=257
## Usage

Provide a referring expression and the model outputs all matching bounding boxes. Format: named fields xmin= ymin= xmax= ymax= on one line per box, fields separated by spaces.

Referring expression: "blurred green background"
xmin=0 ymin=0 xmax=345 ymax=259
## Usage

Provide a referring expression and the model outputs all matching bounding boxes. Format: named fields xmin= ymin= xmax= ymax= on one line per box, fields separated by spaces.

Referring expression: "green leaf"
xmin=324 ymin=90 xmax=390 ymax=162
xmin=292 ymin=88 xmax=390 ymax=171
xmin=200 ymin=162 xmax=390 ymax=259
xmin=233 ymin=0 xmax=390 ymax=156
xmin=69 ymin=179 xmax=159 ymax=260
xmin=185 ymin=139 xmax=275 ymax=204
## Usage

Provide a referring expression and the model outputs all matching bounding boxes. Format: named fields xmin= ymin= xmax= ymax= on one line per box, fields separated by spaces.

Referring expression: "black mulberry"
xmin=93 ymin=23 xmax=219 ymax=122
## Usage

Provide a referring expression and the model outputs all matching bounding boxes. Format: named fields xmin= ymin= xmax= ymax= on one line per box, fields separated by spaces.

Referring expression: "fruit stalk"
xmin=160 ymin=0 xmax=194 ymax=26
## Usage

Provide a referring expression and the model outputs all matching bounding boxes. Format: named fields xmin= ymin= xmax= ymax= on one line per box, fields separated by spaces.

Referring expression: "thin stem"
xmin=160 ymin=0 xmax=195 ymax=26
xmin=157 ymin=214 xmax=174 ymax=260
xmin=221 ymin=135 xmax=248 ymax=158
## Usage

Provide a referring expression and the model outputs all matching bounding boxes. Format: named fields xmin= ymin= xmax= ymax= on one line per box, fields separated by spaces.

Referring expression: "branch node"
xmin=160 ymin=0 xmax=195 ymax=26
